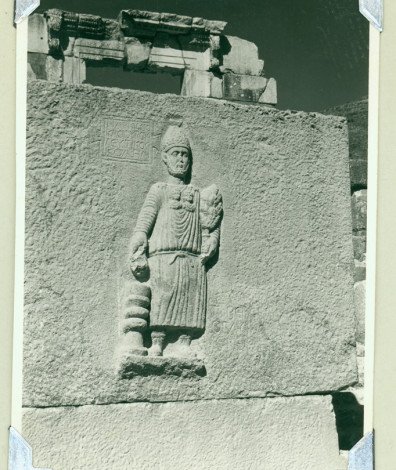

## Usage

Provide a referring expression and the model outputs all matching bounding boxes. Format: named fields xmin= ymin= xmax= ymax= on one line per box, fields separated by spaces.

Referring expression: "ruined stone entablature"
xmin=27 ymin=9 xmax=277 ymax=105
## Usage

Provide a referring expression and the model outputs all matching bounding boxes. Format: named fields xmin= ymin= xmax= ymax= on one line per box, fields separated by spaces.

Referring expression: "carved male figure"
xmin=129 ymin=126 xmax=222 ymax=358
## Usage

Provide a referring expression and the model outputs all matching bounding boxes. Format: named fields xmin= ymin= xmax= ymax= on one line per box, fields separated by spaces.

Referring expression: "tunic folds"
xmin=133 ymin=183 xmax=206 ymax=332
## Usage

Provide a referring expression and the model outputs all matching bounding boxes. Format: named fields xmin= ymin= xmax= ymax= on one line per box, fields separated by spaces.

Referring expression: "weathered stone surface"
xmin=63 ymin=57 xmax=86 ymax=85
xmin=223 ymin=73 xmax=268 ymax=102
xmin=24 ymin=81 xmax=356 ymax=407
xmin=22 ymin=396 xmax=346 ymax=470
xmin=28 ymin=14 xmax=49 ymax=54
xmin=222 ymin=36 xmax=264 ymax=76
xmin=117 ymin=354 xmax=206 ymax=379
xmin=74 ymin=38 xmax=125 ymax=61
xmin=354 ymin=281 xmax=366 ymax=343
xmin=124 ymin=37 xmax=151 ymax=70
xmin=351 ymin=189 xmax=367 ymax=233
xmin=353 ymin=235 xmax=366 ymax=262
xmin=259 ymin=77 xmax=278 ymax=105
xmin=181 ymin=70 xmax=223 ymax=98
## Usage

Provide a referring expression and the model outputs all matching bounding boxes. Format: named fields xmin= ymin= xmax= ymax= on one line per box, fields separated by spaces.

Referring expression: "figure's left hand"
xmin=201 ymin=237 xmax=218 ymax=265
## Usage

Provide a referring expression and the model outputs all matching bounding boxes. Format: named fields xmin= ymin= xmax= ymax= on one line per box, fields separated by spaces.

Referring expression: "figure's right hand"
xmin=129 ymin=231 xmax=147 ymax=256
xmin=129 ymin=232 xmax=149 ymax=279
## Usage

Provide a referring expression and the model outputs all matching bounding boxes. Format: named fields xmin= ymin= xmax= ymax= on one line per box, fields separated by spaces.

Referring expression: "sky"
xmin=38 ymin=0 xmax=369 ymax=111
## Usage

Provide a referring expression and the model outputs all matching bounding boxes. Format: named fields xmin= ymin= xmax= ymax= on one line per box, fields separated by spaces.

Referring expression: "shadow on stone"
xmin=117 ymin=354 xmax=207 ymax=379
xmin=332 ymin=392 xmax=364 ymax=450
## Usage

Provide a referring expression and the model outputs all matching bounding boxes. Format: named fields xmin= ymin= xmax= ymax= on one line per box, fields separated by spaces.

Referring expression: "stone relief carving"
xmin=117 ymin=125 xmax=222 ymax=377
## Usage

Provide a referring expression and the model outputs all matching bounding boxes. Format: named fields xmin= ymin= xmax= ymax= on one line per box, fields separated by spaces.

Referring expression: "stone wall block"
xmin=323 ymin=100 xmax=368 ymax=190
xmin=223 ymin=73 xmax=268 ymax=102
xmin=354 ymin=280 xmax=366 ymax=343
xmin=353 ymin=235 xmax=366 ymax=262
xmin=24 ymin=82 xmax=356 ymax=406
xmin=211 ymin=74 xmax=223 ymax=99
xmin=28 ymin=14 xmax=49 ymax=54
xmin=27 ymin=53 xmax=47 ymax=80
xmin=45 ymin=56 xmax=63 ymax=83
xmin=181 ymin=69 xmax=211 ymax=97
xmin=354 ymin=258 xmax=366 ymax=282
xmin=181 ymin=70 xmax=223 ymax=98
xmin=125 ymin=37 xmax=152 ymax=70
xmin=23 ymin=396 xmax=346 ymax=470
xmin=351 ymin=189 xmax=367 ymax=232
xmin=350 ymin=159 xmax=367 ymax=189
xmin=63 ymin=57 xmax=86 ymax=85
xmin=259 ymin=77 xmax=278 ymax=105
xmin=221 ymin=36 xmax=264 ymax=76
xmin=74 ymin=38 xmax=125 ymax=61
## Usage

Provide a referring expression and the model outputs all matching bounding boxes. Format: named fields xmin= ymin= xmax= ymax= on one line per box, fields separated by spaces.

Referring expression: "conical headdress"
xmin=161 ymin=126 xmax=191 ymax=153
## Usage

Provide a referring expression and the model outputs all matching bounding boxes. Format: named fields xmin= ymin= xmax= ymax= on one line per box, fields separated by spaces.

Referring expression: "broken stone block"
xmin=259 ymin=77 xmax=278 ymax=105
xmin=63 ymin=57 xmax=86 ymax=85
xmin=223 ymin=73 xmax=268 ymax=102
xmin=28 ymin=14 xmax=49 ymax=54
xmin=222 ymin=36 xmax=264 ymax=76
xmin=74 ymin=38 xmax=125 ymax=61
xmin=181 ymin=70 xmax=223 ymax=98
xmin=125 ymin=37 xmax=151 ymax=70
xmin=354 ymin=281 xmax=366 ymax=343
xmin=22 ymin=396 xmax=345 ymax=470
xmin=351 ymin=189 xmax=367 ymax=233
xmin=353 ymin=235 xmax=366 ymax=262
xmin=45 ymin=56 xmax=63 ymax=83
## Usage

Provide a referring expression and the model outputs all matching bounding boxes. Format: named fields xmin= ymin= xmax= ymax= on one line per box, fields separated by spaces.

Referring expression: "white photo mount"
xmin=14 ymin=0 xmax=39 ymax=24
xmin=359 ymin=0 xmax=383 ymax=31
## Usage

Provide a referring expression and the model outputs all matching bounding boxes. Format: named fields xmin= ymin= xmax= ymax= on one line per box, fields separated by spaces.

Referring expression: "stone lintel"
xmin=74 ymin=38 xmax=125 ymax=62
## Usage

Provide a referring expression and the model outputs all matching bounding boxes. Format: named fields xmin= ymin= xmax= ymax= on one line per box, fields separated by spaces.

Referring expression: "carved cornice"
xmin=119 ymin=10 xmax=227 ymax=36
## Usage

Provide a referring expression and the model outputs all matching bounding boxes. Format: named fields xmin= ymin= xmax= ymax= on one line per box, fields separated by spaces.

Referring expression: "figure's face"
xmin=163 ymin=146 xmax=190 ymax=178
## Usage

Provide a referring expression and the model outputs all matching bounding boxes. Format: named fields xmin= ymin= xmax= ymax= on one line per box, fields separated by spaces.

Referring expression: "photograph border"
xmin=1 ymin=1 xmax=395 ymax=467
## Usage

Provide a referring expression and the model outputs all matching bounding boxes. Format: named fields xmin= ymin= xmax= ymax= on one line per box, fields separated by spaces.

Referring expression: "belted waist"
xmin=148 ymin=250 xmax=201 ymax=265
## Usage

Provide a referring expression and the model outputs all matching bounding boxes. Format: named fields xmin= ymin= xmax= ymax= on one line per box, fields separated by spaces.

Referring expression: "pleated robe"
xmin=133 ymin=182 xmax=206 ymax=333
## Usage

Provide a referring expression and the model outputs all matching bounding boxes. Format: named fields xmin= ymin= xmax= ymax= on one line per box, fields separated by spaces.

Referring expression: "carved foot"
xmin=171 ymin=334 xmax=196 ymax=359
xmin=149 ymin=331 xmax=166 ymax=357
